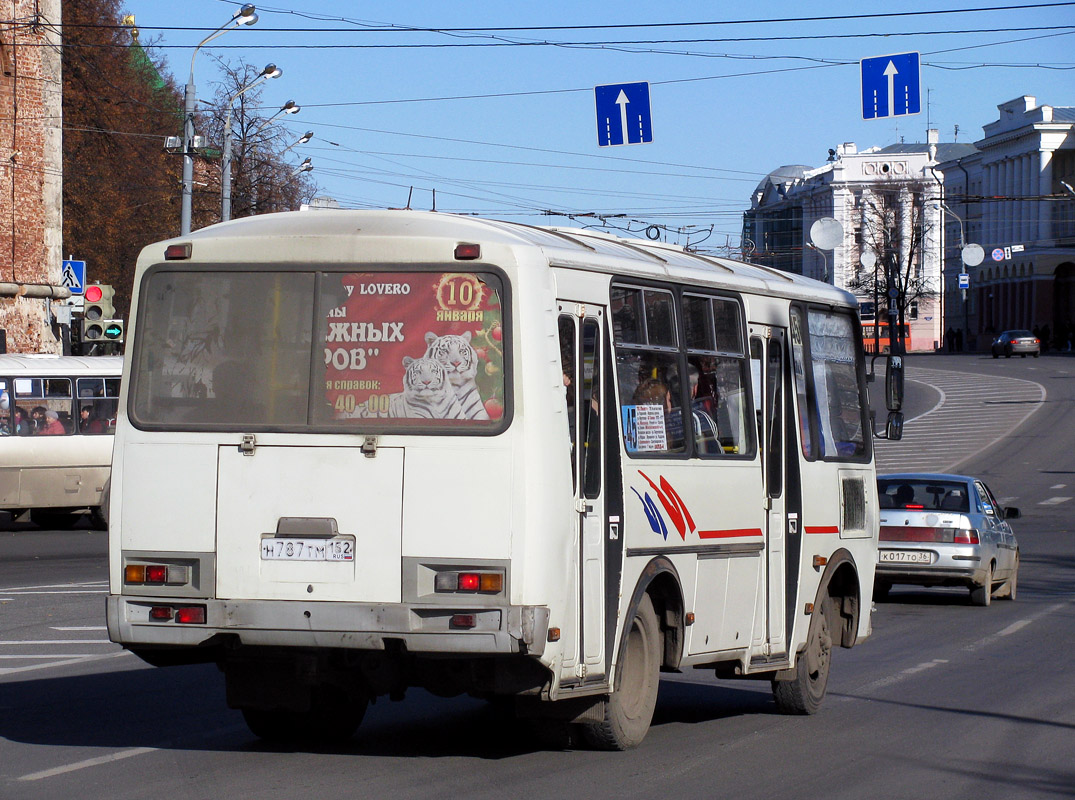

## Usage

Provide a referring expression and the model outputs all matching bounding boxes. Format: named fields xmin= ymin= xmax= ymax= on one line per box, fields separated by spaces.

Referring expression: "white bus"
xmin=107 ymin=210 xmax=902 ymax=749
xmin=1 ymin=354 xmax=122 ymax=528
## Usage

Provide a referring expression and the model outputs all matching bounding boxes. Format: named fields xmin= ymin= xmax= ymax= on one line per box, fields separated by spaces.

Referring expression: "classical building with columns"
xmin=936 ymin=96 xmax=1075 ymax=350
xmin=743 ymin=132 xmax=974 ymax=352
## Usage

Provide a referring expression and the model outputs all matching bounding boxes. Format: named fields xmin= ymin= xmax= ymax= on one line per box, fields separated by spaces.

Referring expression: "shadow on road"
xmin=0 ymin=659 xmax=774 ymax=759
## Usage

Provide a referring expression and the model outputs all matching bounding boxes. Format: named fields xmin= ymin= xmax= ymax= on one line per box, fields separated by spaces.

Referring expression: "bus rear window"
xmin=130 ymin=269 xmax=505 ymax=432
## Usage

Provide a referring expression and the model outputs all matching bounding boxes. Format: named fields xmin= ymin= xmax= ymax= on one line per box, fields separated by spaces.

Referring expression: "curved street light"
xmin=251 ymin=99 xmax=300 ymax=139
xmin=222 ymin=63 xmax=282 ymax=222
xmin=181 ymin=3 xmax=258 ymax=234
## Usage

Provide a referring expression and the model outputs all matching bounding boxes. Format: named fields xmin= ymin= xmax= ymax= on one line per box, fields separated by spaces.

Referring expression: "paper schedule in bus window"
xmin=318 ymin=272 xmax=504 ymax=425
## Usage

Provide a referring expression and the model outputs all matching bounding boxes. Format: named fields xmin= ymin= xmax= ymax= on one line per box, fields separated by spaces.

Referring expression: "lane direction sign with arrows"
xmin=595 ymin=81 xmax=653 ymax=147
xmin=860 ymin=52 xmax=920 ymax=120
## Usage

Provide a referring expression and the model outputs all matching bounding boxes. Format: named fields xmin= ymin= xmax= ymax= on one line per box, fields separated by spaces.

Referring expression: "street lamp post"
xmin=180 ymin=3 xmax=258 ymax=236
xmin=935 ymin=201 xmax=984 ymax=352
xmin=241 ymin=100 xmax=300 ymax=217
xmin=282 ymin=131 xmax=314 ymax=154
xmin=222 ymin=63 xmax=282 ymax=222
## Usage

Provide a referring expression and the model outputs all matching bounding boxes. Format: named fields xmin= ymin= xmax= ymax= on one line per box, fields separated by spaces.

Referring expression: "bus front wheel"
xmin=772 ymin=597 xmax=833 ymax=715
xmin=582 ymin=593 xmax=661 ymax=750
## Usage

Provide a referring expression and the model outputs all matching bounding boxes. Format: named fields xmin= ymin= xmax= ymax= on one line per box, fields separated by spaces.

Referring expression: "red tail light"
xmin=175 ymin=606 xmax=206 ymax=624
xmin=880 ymin=526 xmax=979 ymax=544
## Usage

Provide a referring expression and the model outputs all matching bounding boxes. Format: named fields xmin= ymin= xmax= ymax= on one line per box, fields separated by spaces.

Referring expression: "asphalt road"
xmin=1 ymin=352 xmax=1073 ymax=800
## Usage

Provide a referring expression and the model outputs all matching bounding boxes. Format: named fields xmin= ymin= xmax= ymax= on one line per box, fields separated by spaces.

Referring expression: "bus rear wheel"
xmin=772 ymin=597 xmax=833 ymax=715
xmin=581 ymin=593 xmax=661 ymax=750
xmin=241 ymin=687 xmax=368 ymax=744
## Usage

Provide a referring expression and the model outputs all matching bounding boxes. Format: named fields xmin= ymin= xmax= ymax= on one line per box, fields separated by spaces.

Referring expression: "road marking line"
xmin=0 ymin=654 xmax=110 ymax=659
xmin=17 ymin=723 xmax=249 ymax=781
xmin=0 ymin=651 xmax=131 ymax=677
xmin=855 ymin=603 xmax=1069 ymax=695
xmin=0 ymin=581 xmax=107 ymax=592
xmin=1051 ymin=484 xmax=1066 ymax=490
xmin=998 ymin=619 xmax=1033 ymax=636
xmin=50 ymin=626 xmax=107 ymax=631
xmin=858 ymin=659 xmax=949 ymax=691
xmin=19 ymin=747 xmax=159 ymax=781
xmin=1039 ymin=497 xmax=1072 ymax=506
xmin=0 ymin=590 xmax=108 ymax=595
xmin=963 ymin=603 xmax=1067 ymax=653
xmin=0 ymin=640 xmax=112 ymax=645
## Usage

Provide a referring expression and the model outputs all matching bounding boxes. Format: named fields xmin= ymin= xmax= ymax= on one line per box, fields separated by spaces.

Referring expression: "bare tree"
xmin=196 ymin=60 xmax=317 ymax=228
xmin=846 ymin=179 xmax=939 ymax=353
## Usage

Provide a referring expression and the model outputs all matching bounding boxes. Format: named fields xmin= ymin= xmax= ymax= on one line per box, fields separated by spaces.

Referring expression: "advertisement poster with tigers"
xmin=321 ymin=271 xmax=504 ymax=424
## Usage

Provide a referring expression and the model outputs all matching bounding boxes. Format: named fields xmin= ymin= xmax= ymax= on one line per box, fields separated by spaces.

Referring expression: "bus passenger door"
xmin=751 ymin=326 xmax=788 ymax=658
xmin=558 ymin=305 xmax=607 ymax=682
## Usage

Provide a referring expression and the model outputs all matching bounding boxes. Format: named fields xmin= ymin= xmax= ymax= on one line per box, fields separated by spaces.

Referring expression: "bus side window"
xmin=558 ymin=315 xmax=577 ymax=488
xmin=611 ymin=285 xmax=684 ymax=457
xmin=581 ymin=318 xmax=602 ymax=499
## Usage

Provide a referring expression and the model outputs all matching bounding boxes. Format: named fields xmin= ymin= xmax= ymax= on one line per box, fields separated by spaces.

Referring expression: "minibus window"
xmin=807 ymin=310 xmax=867 ymax=460
xmin=132 ymin=268 xmax=507 ymax=433
xmin=132 ymin=271 xmax=315 ymax=427
xmin=612 ymin=285 xmax=684 ymax=456
xmin=682 ymin=294 xmax=755 ymax=458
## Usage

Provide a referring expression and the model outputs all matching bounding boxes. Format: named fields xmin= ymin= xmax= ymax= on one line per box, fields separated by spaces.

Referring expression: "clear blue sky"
xmin=120 ymin=0 xmax=1075 ymax=251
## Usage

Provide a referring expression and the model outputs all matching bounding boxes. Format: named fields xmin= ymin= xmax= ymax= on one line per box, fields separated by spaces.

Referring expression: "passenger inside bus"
xmin=80 ymin=405 xmax=106 ymax=435
xmin=37 ymin=409 xmax=66 ymax=435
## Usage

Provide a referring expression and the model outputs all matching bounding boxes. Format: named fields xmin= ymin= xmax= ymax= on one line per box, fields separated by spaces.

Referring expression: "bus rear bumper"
xmin=106 ymin=595 xmax=549 ymax=657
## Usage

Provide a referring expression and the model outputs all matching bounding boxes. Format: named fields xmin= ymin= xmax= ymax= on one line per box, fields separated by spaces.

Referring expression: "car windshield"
xmin=878 ymin=479 xmax=970 ymax=512
xmin=1009 ymin=330 xmax=1032 ymax=338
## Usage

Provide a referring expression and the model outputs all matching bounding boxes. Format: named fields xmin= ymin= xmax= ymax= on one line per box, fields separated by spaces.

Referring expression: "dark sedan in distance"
xmin=991 ymin=330 xmax=1040 ymax=358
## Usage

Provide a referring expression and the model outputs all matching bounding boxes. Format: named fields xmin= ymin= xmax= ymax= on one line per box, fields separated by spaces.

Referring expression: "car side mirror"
xmin=885 ymin=410 xmax=904 ymax=441
xmin=885 ymin=354 xmax=904 ymax=412
xmin=1004 ymin=506 xmax=1021 ymax=520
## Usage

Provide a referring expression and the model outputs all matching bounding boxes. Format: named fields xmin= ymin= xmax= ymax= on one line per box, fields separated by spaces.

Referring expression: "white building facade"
xmin=744 ymin=133 xmax=975 ymax=352
xmin=936 ymin=96 xmax=1075 ymax=350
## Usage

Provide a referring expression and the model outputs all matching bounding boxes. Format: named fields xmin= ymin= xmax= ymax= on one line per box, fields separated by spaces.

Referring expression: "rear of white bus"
xmin=105 ymin=222 xmax=564 ymax=741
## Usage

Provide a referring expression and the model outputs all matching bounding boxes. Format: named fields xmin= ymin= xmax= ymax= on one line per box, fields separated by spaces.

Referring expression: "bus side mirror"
xmin=885 ymin=355 xmax=904 ymax=412
xmin=885 ymin=411 xmax=904 ymax=441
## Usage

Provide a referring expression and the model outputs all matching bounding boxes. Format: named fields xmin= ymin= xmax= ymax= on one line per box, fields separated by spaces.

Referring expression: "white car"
xmin=875 ymin=473 xmax=1020 ymax=606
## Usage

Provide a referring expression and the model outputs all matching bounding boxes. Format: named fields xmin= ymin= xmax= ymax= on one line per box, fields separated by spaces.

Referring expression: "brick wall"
xmin=0 ymin=0 xmax=62 ymax=354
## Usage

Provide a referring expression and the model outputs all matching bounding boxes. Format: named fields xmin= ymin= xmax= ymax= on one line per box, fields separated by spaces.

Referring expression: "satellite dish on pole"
xmin=861 ymin=250 xmax=877 ymax=269
xmin=809 ymin=217 xmax=843 ymax=250
xmin=961 ymin=243 xmax=985 ymax=267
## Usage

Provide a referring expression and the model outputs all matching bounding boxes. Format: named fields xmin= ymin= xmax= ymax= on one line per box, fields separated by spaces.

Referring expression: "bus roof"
xmin=141 ymin=209 xmax=857 ymax=309
xmin=0 ymin=354 xmax=123 ymax=376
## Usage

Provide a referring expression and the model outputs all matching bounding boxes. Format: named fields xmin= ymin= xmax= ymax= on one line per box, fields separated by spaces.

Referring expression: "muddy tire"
xmin=773 ymin=598 xmax=833 ymax=715
xmin=581 ymin=593 xmax=661 ymax=750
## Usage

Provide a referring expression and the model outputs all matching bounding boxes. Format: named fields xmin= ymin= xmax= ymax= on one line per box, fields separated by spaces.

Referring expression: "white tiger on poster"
xmin=349 ymin=355 xmax=465 ymax=420
xmin=423 ymin=331 xmax=490 ymax=420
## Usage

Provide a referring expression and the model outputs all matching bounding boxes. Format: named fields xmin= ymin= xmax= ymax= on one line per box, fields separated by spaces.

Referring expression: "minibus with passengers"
xmin=106 ymin=210 xmax=903 ymax=749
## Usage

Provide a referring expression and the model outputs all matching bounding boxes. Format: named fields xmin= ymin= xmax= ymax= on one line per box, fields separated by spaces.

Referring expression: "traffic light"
xmin=82 ymin=283 xmax=113 ymax=342
xmin=82 ymin=283 xmax=123 ymax=344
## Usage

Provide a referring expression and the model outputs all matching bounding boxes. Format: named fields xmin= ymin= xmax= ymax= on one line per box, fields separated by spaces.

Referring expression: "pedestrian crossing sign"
xmin=61 ymin=259 xmax=86 ymax=295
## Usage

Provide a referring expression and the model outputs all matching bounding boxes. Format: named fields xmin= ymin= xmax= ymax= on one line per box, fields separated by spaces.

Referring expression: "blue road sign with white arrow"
xmin=61 ymin=259 xmax=86 ymax=295
xmin=861 ymin=52 xmax=920 ymax=120
xmin=595 ymin=82 xmax=653 ymax=147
